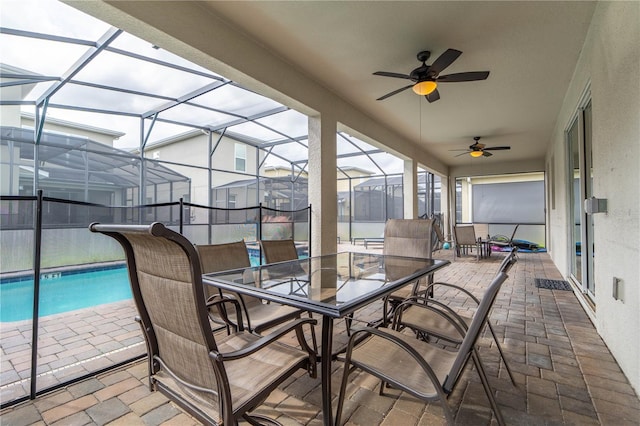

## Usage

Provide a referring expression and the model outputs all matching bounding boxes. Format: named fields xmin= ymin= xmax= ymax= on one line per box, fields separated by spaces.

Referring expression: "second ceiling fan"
xmin=452 ymin=137 xmax=511 ymax=157
xmin=373 ymin=49 xmax=489 ymax=102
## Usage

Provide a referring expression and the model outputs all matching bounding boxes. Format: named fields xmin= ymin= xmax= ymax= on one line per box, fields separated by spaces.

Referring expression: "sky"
xmin=1 ymin=0 xmax=404 ymax=174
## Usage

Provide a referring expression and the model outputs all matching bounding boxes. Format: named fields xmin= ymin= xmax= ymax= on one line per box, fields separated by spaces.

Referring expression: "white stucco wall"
xmin=144 ymin=132 xmax=261 ymax=215
xmin=546 ymin=1 xmax=640 ymax=392
xmin=20 ymin=115 xmax=121 ymax=146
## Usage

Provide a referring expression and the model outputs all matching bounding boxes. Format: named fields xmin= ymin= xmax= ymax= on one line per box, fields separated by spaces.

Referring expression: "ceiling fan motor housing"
xmin=416 ymin=51 xmax=431 ymax=62
xmin=410 ymin=66 xmax=429 ymax=82
xmin=373 ymin=48 xmax=489 ymax=102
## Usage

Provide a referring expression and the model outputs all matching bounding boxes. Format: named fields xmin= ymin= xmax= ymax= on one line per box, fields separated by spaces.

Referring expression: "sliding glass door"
xmin=567 ymin=99 xmax=594 ymax=298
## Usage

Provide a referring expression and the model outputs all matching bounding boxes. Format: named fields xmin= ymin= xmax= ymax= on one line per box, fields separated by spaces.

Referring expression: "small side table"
xmin=478 ymin=238 xmax=492 ymax=259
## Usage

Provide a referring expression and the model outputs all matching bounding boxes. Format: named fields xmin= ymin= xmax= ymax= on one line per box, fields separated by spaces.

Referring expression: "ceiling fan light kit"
xmin=412 ymin=80 xmax=437 ymax=95
xmin=469 ymin=150 xmax=484 ymax=158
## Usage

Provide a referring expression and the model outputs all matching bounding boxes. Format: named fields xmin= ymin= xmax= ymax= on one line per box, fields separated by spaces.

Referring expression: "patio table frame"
xmin=203 ymin=251 xmax=449 ymax=426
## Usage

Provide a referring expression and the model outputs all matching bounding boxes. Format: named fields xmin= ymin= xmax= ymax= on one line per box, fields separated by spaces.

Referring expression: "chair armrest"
xmin=392 ymin=298 xmax=468 ymax=337
xmin=214 ymin=317 xmax=318 ymax=361
xmin=423 ymin=281 xmax=481 ymax=306
xmin=206 ymin=294 xmax=244 ymax=332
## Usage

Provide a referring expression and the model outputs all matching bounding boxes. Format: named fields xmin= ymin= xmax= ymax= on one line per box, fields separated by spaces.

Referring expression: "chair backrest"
xmin=260 ymin=239 xmax=299 ymax=264
xmin=497 ymin=246 xmax=519 ymax=274
xmin=453 ymin=225 xmax=477 ymax=246
xmin=383 ymin=218 xmax=434 ymax=258
xmin=197 ymin=241 xmax=260 ymax=308
xmin=89 ymin=223 xmax=221 ymax=407
xmin=443 ymin=271 xmax=508 ymax=392
xmin=473 ymin=223 xmax=489 ymax=240
xmin=197 ymin=241 xmax=251 ymax=273
xmin=508 ymin=224 xmax=520 ymax=244
xmin=432 ymin=219 xmax=445 ymax=248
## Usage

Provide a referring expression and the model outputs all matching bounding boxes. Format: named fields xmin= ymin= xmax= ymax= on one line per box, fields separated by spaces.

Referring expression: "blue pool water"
xmin=0 ymin=253 xmax=282 ymax=322
xmin=249 ymin=253 xmax=261 ymax=266
xmin=0 ymin=267 xmax=132 ymax=322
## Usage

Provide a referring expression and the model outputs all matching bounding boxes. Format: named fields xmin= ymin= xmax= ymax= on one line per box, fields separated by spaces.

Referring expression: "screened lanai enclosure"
xmin=1 ymin=127 xmax=191 ymax=225
xmin=0 ymin=0 xmax=445 ymax=407
xmin=0 ymin=0 xmax=442 ymax=231
xmin=212 ymin=171 xmax=442 ymax=242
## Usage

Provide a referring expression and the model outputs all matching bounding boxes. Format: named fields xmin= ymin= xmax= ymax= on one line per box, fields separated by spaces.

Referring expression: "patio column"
xmin=308 ymin=114 xmax=337 ymax=256
xmin=440 ymin=175 xmax=451 ymax=240
xmin=448 ymin=175 xmax=457 ymax=241
xmin=403 ymin=159 xmax=418 ymax=218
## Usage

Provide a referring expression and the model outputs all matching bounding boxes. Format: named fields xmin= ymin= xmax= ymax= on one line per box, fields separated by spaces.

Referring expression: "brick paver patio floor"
xmin=1 ymin=298 xmax=144 ymax=404
xmin=2 ymin=248 xmax=639 ymax=425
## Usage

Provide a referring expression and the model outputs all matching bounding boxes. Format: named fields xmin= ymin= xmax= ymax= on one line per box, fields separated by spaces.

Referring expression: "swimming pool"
xmin=0 ymin=266 xmax=133 ymax=322
xmin=0 ymin=253 xmax=276 ymax=322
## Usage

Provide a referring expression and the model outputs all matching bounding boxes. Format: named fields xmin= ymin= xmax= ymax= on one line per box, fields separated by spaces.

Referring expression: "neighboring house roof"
xmin=137 ymin=127 xmax=272 ymax=154
xmin=2 ymin=126 xmax=189 ymax=186
xmin=0 ymin=63 xmax=40 ymax=100
xmin=20 ymin=112 xmax=125 ymax=138
xmin=354 ymin=173 xmax=431 ymax=188
xmin=338 ymin=166 xmax=374 ymax=175
xmin=213 ymin=177 xmax=266 ymax=189
xmin=214 ymin=175 xmax=307 ymax=190
xmin=355 ymin=175 xmax=403 ymax=188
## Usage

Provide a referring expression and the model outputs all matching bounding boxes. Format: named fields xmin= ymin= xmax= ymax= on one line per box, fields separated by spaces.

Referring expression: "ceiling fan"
xmin=373 ymin=49 xmax=489 ymax=103
xmin=452 ymin=137 xmax=511 ymax=158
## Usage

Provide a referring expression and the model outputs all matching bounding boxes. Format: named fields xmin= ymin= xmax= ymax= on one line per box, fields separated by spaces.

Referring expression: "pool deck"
xmin=0 ymin=300 xmax=144 ymax=404
xmin=1 ymin=247 xmax=639 ymax=425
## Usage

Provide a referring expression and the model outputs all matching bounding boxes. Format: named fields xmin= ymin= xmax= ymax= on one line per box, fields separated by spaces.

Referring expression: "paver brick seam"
xmin=31 ymin=390 xmax=74 ymax=412
xmin=85 ymin=396 xmax=131 ymax=425
xmin=0 ymin=403 xmax=42 ymax=426
xmin=102 ymin=411 xmax=145 ymax=426
xmin=558 ymin=394 xmax=598 ymax=418
xmin=158 ymin=412 xmax=202 ymax=426
xmin=586 ymin=382 xmax=640 ymax=408
xmin=590 ymin=397 xmax=640 ymax=423
xmin=48 ymin=410 xmax=93 ymax=426
xmin=68 ymin=378 xmax=105 ymax=398
xmin=93 ymin=377 xmax=142 ymax=402
xmin=97 ymin=370 xmax=132 ymax=387
xmin=526 ymin=389 xmax=563 ymax=419
xmin=142 ymin=403 xmax=182 ymax=425
xmin=40 ymin=394 xmax=99 ymax=424
xmin=128 ymin=390 xmax=170 ymax=417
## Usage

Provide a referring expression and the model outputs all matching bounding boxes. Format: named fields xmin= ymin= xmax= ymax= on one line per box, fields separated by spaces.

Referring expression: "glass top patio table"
xmin=202 ymin=251 xmax=449 ymax=426
xmin=202 ymin=251 xmax=450 ymax=318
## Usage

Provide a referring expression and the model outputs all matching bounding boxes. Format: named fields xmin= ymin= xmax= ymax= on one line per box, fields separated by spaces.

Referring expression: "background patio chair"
xmin=453 ymin=224 xmax=480 ymax=260
xmin=89 ymin=222 xmax=317 ymax=426
xmin=489 ymin=224 xmax=520 ymax=250
xmin=258 ymin=239 xmax=312 ymax=298
xmin=432 ymin=218 xmax=446 ymax=253
xmin=335 ymin=272 xmax=510 ymax=426
xmin=197 ymin=241 xmax=302 ymax=334
xmin=259 ymin=239 xmax=299 ymax=264
xmin=381 ymin=218 xmax=435 ymax=325
xmin=258 ymin=238 xmax=327 ymax=354
xmin=392 ymin=248 xmax=519 ymax=386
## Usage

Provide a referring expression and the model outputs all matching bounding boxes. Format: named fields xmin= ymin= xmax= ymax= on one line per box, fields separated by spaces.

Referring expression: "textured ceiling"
xmin=201 ymin=1 xmax=596 ymax=168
